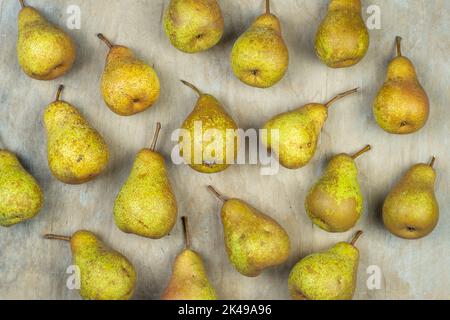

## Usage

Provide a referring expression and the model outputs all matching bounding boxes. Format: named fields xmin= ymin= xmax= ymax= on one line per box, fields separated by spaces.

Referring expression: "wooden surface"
xmin=0 ymin=0 xmax=449 ymax=300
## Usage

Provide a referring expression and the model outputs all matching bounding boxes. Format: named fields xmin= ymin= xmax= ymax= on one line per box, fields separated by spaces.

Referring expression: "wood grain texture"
xmin=0 ymin=0 xmax=448 ymax=300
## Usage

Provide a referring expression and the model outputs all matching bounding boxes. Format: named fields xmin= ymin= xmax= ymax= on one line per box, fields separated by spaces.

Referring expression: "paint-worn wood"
xmin=0 ymin=0 xmax=448 ymax=300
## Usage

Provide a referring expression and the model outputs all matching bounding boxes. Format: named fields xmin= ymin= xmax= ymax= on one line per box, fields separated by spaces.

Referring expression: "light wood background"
xmin=0 ymin=0 xmax=448 ymax=300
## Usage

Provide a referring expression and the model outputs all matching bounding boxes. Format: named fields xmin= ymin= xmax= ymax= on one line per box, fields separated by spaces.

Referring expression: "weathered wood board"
xmin=0 ymin=0 xmax=449 ymax=300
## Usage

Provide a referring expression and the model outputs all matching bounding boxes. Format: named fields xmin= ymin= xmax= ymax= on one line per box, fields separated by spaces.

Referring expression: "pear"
xmin=0 ymin=150 xmax=43 ymax=227
xmin=161 ymin=217 xmax=217 ymax=300
xmin=179 ymin=81 xmax=238 ymax=174
xmin=44 ymin=85 xmax=109 ymax=184
xmin=164 ymin=0 xmax=224 ymax=53
xmin=315 ymin=0 xmax=369 ymax=68
xmin=262 ymin=88 xmax=359 ymax=169
xmin=208 ymin=186 xmax=291 ymax=277
xmin=383 ymin=157 xmax=439 ymax=239
xmin=305 ymin=145 xmax=371 ymax=233
xmin=44 ymin=231 xmax=136 ymax=300
xmin=231 ymin=0 xmax=289 ymax=88
xmin=17 ymin=0 xmax=76 ymax=80
xmin=114 ymin=123 xmax=177 ymax=239
xmin=97 ymin=33 xmax=160 ymax=116
xmin=373 ymin=37 xmax=430 ymax=134
xmin=288 ymin=231 xmax=363 ymax=300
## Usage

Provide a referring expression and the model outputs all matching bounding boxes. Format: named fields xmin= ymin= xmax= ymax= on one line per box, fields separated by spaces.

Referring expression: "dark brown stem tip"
xmin=55 ymin=85 xmax=64 ymax=101
xmin=350 ymin=230 xmax=363 ymax=246
xmin=19 ymin=0 xmax=26 ymax=8
xmin=207 ymin=185 xmax=226 ymax=203
xmin=266 ymin=0 xmax=270 ymax=14
xmin=97 ymin=33 xmax=113 ymax=48
xmin=351 ymin=145 xmax=371 ymax=159
xmin=325 ymin=88 xmax=359 ymax=108
xmin=44 ymin=234 xmax=71 ymax=242
xmin=429 ymin=156 xmax=436 ymax=168
xmin=150 ymin=122 xmax=162 ymax=151
xmin=396 ymin=36 xmax=403 ymax=57
xmin=181 ymin=216 xmax=190 ymax=249
xmin=180 ymin=80 xmax=202 ymax=97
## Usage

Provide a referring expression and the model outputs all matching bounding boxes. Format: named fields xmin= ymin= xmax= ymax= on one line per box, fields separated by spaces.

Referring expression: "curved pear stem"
xmin=266 ymin=0 xmax=270 ymax=14
xmin=180 ymin=80 xmax=202 ymax=97
xmin=350 ymin=231 xmax=363 ymax=246
xmin=55 ymin=85 xmax=64 ymax=101
xmin=182 ymin=216 xmax=191 ymax=249
xmin=207 ymin=185 xmax=227 ymax=203
xmin=97 ymin=33 xmax=114 ymax=49
xmin=396 ymin=36 xmax=402 ymax=57
xmin=19 ymin=0 xmax=26 ymax=8
xmin=429 ymin=156 xmax=436 ymax=168
xmin=44 ymin=234 xmax=71 ymax=242
xmin=351 ymin=145 xmax=371 ymax=159
xmin=150 ymin=122 xmax=162 ymax=152
xmin=325 ymin=88 xmax=359 ymax=108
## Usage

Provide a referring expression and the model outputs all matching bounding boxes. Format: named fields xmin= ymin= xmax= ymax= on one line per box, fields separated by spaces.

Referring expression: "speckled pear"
xmin=162 ymin=217 xmax=217 ymax=300
xmin=262 ymin=88 xmax=358 ymax=169
xmin=97 ymin=34 xmax=160 ymax=116
xmin=0 ymin=150 xmax=43 ymax=227
xmin=45 ymin=231 xmax=136 ymax=300
xmin=231 ymin=0 xmax=289 ymax=88
xmin=164 ymin=0 xmax=224 ymax=53
xmin=288 ymin=231 xmax=363 ymax=300
xmin=305 ymin=145 xmax=370 ymax=233
xmin=179 ymin=81 xmax=238 ymax=174
xmin=114 ymin=123 xmax=177 ymax=239
xmin=208 ymin=186 xmax=291 ymax=277
xmin=373 ymin=37 xmax=429 ymax=134
xmin=383 ymin=157 xmax=439 ymax=239
xmin=315 ymin=0 xmax=369 ymax=68
xmin=44 ymin=85 xmax=109 ymax=184
xmin=17 ymin=0 xmax=76 ymax=80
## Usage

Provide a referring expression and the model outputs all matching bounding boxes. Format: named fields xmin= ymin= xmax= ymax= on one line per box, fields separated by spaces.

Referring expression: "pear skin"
xmin=164 ymin=0 xmax=224 ymax=53
xmin=114 ymin=123 xmax=178 ymax=239
xmin=305 ymin=145 xmax=370 ymax=233
xmin=179 ymin=81 xmax=238 ymax=174
xmin=231 ymin=0 xmax=289 ymax=88
xmin=44 ymin=85 xmax=109 ymax=184
xmin=315 ymin=0 xmax=369 ymax=68
xmin=262 ymin=88 xmax=359 ymax=169
xmin=208 ymin=186 xmax=291 ymax=277
xmin=383 ymin=157 xmax=439 ymax=239
xmin=17 ymin=0 xmax=76 ymax=80
xmin=45 ymin=231 xmax=136 ymax=300
xmin=162 ymin=217 xmax=217 ymax=300
xmin=0 ymin=150 xmax=43 ymax=227
xmin=288 ymin=231 xmax=363 ymax=300
xmin=98 ymin=34 xmax=160 ymax=116
xmin=373 ymin=37 xmax=429 ymax=134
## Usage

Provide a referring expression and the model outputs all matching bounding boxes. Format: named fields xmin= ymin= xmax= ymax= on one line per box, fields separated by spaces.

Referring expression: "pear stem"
xmin=150 ymin=122 xmax=162 ymax=152
xmin=97 ymin=33 xmax=114 ymax=49
xmin=396 ymin=36 xmax=402 ymax=57
xmin=182 ymin=216 xmax=191 ymax=249
xmin=350 ymin=231 xmax=363 ymax=246
xmin=44 ymin=234 xmax=71 ymax=242
xmin=429 ymin=156 xmax=436 ymax=168
xmin=266 ymin=0 xmax=270 ymax=14
xmin=351 ymin=145 xmax=371 ymax=159
xmin=180 ymin=80 xmax=202 ymax=97
xmin=55 ymin=85 xmax=64 ymax=101
xmin=325 ymin=88 xmax=359 ymax=108
xmin=207 ymin=185 xmax=226 ymax=203
xmin=19 ymin=0 xmax=25 ymax=8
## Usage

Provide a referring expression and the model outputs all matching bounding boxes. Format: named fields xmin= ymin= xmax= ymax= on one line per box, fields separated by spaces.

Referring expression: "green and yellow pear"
xmin=97 ymin=33 xmax=160 ymax=116
xmin=373 ymin=37 xmax=430 ymax=134
xmin=305 ymin=145 xmax=371 ymax=233
xmin=0 ymin=150 xmax=43 ymax=227
xmin=17 ymin=0 xmax=76 ymax=80
xmin=383 ymin=157 xmax=439 ymax=239
xmin=164 ymin=0 xmax=224 ymax=53
xmin=231 ymin=0 xmax=289 ymax=88
xmin=45 ymin=231 xmax=136 ymax=300
xmin=262 ymin=88 xmax=359 ymax=169
xmin=161 ymin=217 xmax=217 ymax=300
xmin=208 ymin=186 xmax=291 ymax=277
xmin=114 ymin=123 xmax=177 ymax=239
xmin=288 ymin=231 xmax=363 ymax=300
xmin=44 ymin=85 xmax=109 ymax=184
xmin=315 ymin=0 xmax=369 ymax=68
xmin=179 ymin=81 xmax=238 ymax=174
